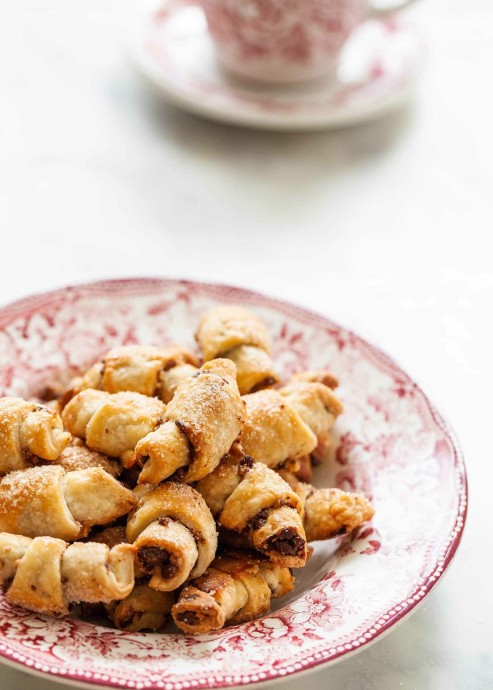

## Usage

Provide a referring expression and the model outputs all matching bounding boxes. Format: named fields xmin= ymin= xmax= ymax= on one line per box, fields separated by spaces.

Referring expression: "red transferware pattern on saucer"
xmin=129 ymin=0 xmax=425 ymax=129
xmin=0 ymin=278 xmax=466 ymax=689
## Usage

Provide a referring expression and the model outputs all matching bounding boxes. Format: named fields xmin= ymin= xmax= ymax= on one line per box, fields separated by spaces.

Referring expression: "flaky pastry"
xmin=195 ymin=306 xmax=279 ymax=394
xmin=126 ymin=483 xmax=217 ymax=591
xmin=106 ymin=583 xmax=175 ymax=632
xmin=196 ymin=446 xmax=307 ymax=567
xmin=54 ymin=439 xmax=122 ymax=477
xmin=172 ymin=551 xmax=294 ymax=634
xmin=0 ymin=397 xmax=71 ymax=474
xmin=62 ymin=345 xmax=198 ymax=405
xmin=241 ymin=378 xmax=343 ymax=469
xmin=0 ymin=533 xmax=135 ymax=615
xmin=0 ymin=465 xmax=136 ymax=541
xmin=278 ymin=470 xmax=374 ymax=541
xmin=135 ymin=359 xmax=245 ymax=484
xmin=62 ymin=390 xmax=166 ymax=467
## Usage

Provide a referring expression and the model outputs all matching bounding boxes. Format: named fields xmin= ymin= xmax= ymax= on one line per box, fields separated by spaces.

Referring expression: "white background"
xmin=0 ymin=0 xmax=492 ymax=688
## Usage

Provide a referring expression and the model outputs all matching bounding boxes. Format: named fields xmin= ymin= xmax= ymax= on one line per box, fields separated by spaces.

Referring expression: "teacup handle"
xmin=367 ymin=0 xmax=418 ymax=19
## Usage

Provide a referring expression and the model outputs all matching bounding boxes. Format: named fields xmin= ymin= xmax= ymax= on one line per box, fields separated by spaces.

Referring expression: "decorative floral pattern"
xmin=202 ymin=0 xmax=365 ymax=77
xmin=135 ymin=1 xmax=424 ymax=129
xmin=0 ymin=278 xmax=467 ymax=689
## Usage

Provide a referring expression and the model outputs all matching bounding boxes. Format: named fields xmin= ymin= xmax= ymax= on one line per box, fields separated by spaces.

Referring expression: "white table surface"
xmin=0 ymin=0 xmax=492 ymax=688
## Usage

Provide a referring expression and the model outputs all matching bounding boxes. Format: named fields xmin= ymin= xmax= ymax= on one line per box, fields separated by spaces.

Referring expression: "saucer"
xmin=129 ymin=0 xmax=425 ymax=130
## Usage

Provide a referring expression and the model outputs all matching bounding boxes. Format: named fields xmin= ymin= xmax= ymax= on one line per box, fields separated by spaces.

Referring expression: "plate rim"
xmin=0 ymin=276 xmax=468 ymax=689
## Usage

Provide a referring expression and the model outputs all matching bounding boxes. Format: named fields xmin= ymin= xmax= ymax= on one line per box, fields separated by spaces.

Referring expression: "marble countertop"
xmin=0 ymin=1 xmax=491 ymax=688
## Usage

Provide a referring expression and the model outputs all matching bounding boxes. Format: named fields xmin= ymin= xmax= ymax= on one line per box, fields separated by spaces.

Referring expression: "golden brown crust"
xmin=136 ymin=359 xmax=245 ymax=484
xmin=134 ymin=520 xmax=198 ymax=592
xmin=194 ymin=446 xmax=243 ymax=517
xmin=248 ymin=506 xmax=306 ymax=568
xmin=225 ymin=345 xmax=279 ymax=395
xmin=107 ymin=583 xmax=175 ymax=631
xmin=197 ymin=449 xmax=307 ymax=568
xmin=241 ymin=389 xmax=317 ymax=467
xmin=62 ymin=345 xmax=199 ymax=404
xmin=0 ymin=397 xmax=71 ymax=474
xmin=0 ymin=533 xmax=136 ymax=615
xmin=55 ymin=440 xmax=122 ymax=477
xmin=126 ymin=483 xmax=217 ymax=591
xmin=303 ymin=487 xmax=374 ymax=541
xmin=160 ymin=363 xmax=198 ymax=403
xmin=7 ymin=536 xmax=67 ymax=615
xmin=278 ymin=470 xmax=374 ymax=541
xmin=195 ymin=306 xmax=279 ymax=394
xmin=62 ymin=542 xmax=136 ymax=604
xmin=196 ymin=306 xmax=271 ymax=362
xmin=63 ymin=467 xmax=137 ymax=530
xmin=220 ymin=463 xmax=302 ymax=532
xmin=99 ymin=345 xmax=198 ymax=397
xmin=0 ymin=465 xmax=136 ymax=540
xmin=280 ymin=381 xmax=343 ymax=438
xmin=172 ymin=552 xmax=294 ymax=634
xmin=62 ymin=390 xmax=166 ymax=465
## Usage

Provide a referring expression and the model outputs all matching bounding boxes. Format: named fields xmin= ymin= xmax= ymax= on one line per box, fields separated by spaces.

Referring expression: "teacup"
xmin=199 ymin=0 xmax=417 ymax=83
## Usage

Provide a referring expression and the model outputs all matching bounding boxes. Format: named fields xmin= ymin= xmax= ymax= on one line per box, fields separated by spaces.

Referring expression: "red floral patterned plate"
xmin=0 ymin=278 xmax=466 ymax=689
xmin=128 ymin=0 xmax=425 ymax=130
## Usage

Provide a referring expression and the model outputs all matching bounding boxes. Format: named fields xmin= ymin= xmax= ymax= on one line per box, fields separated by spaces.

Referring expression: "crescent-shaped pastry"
xmin=126 ymin=483 xmax=217 ymax=591
xmin=280 ymin=380 xmax=343 ymax=440
xmin=280 ymin=377 xmax=343 ymax=460
xmin=195 ymin=306 xmax=279 ymax=394
xmin=0 ymin=397 xmax=71 ymax=474
xmin=241 ymin=378 xmax=343 ymax=469
xmin=135 ymin=359 xmax=245 ymax=484
xmin=61 ymin=390 xmax=166 ymax=467
xmin=0 ymin=533 xmax=135 ymax=615
xmin=172 ymin=552 xmax=294 ymax=634
xmin=106 ymin=583 xmax=175 ymax=632
xmin=0 ymin=465 xmax=137 ymax=541
xmin=240 ymin=389 xmax=317 ymax=467
xmin=196 ymin=446 xmax=307 ymax=567
xmin=61 ymin=345 xmax=198 ymax=405
xmin=54 ymin=439 xmax=122 ymax=477
xmin=278 ymin=470 xmax=374 ymax=541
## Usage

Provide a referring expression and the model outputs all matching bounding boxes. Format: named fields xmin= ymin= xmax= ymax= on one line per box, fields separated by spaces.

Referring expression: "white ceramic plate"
xmin=128 ymin=0 xmax=425 ymax=130
xmin=0 ymin=278 xmax=466 ymax=689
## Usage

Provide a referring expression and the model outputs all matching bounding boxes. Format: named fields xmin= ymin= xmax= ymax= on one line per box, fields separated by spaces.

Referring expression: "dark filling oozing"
xmin=171 ymin=420 xmax=195 ymax=482
xmin=239 ymin=455 xmax=254 ymax=475
xmin=138 ymin=547 xmax=178 ymax=578
xmin=267 ymin=529 xmax=305 ymax=557
xmin=251 ymin=376 xmax=277 ymax=393
xmin=176 ymin=611 xmax=200 ymax=626
xmin=249 ymin=508 xmax=269 ymax=531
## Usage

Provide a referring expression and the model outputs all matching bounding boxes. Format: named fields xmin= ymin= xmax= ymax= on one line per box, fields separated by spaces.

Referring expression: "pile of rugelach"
xmin=0 ymin=305 xmax=373 ymax=633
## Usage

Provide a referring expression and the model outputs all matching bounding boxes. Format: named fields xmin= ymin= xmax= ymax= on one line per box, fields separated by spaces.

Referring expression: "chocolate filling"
xmin=177 ymin=611 xmax=200 ymax=626
xmin=249 ymin=508 xmax=269 ymax=532
xmin=138 ymin=547 xmax=178 ymax=578
xmin=239 ymin=455 xmax=254 ymax=475
xmin=267 ymin=529 xmax=305 ymax=557
xmin=251 ymin=376 xmax=277 ymax=392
